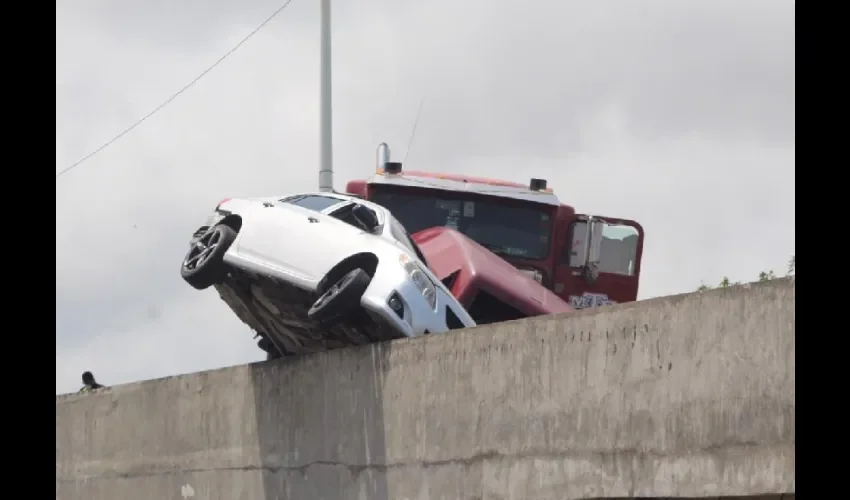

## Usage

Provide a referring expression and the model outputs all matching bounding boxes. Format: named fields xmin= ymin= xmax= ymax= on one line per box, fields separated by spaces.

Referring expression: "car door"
xmin=236 ymin=194 xmax=353 ymax=283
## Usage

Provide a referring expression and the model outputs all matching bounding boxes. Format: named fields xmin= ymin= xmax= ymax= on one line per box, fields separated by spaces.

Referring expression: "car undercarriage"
xmin=214 ymin=268 xmax=403 ymax=358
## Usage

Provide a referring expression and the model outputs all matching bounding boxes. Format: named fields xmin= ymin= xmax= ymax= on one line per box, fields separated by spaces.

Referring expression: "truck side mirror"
xmin=588 ymin=219 xmax=604 ymax=264
xmin=582 ymin=217 xmax=605 ymax=284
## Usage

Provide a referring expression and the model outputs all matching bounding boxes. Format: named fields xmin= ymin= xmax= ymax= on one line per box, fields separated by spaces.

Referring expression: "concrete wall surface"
xmin=56 ymin=278 xmax=795 ymax=500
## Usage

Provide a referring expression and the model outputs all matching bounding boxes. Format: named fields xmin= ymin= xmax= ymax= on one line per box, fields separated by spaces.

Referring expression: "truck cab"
xmin=345 ymin=143 xmax=645 ymax=316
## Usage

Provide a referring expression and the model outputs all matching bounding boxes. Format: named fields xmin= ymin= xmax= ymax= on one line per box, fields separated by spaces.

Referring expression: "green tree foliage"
xmin=697 ymin=255 xmax=794 ymax=292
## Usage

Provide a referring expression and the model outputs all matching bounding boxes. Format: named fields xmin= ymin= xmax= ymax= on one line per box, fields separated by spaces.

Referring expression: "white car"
xmin=180 ymin=191 xmax=476 ymax=358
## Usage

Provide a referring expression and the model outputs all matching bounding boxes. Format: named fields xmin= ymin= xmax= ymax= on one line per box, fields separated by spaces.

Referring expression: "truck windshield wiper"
xmin=480 ymin=243 xmax=510 ymax=255
xmin=480 ymin=242 xmax=532 ymax=258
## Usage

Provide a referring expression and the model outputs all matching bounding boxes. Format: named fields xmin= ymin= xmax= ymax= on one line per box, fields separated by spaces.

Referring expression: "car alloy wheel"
xmin=314 ymin=269 xmax=358 ymax=309
xmin=183 ymin=229 xmax=222 ymax=271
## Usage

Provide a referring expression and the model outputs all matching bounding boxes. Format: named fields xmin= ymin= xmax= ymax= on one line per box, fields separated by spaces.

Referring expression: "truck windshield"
xmin=371 ymin=190 xmax=553 ymax=260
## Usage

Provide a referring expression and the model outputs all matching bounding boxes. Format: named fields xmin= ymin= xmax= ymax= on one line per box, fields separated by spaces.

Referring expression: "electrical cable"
xmin=56 ymin=0 xmax=296 ymax=180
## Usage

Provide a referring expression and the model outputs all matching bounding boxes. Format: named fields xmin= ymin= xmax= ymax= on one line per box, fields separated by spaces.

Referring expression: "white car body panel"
xmin=190 ymin=191 xmax=476 ymax=346
xmin=231 ymin=201 xmax=346 ymax=288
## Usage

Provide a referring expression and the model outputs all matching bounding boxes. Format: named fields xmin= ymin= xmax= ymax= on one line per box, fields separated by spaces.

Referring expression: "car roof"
xmin=248 ymin=191 xmax=390 ymax=215
xmin=295 ymin=191 xmax=390 ymax=214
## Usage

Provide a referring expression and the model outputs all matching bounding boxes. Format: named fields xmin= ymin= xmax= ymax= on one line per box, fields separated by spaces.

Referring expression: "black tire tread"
xmin=180 ymin=224 xmax=238 ymax=290
xmin=308 ymin=268 xmax=371 ymax=324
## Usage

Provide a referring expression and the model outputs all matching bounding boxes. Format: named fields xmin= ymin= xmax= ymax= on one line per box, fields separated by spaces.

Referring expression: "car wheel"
xmin=180 ymin=224 xmax=237 ymax=290
xmin=257 ymin=336 xmax=283 ymax=360
xmin=308 ymin=268 xmax=371 ymax=324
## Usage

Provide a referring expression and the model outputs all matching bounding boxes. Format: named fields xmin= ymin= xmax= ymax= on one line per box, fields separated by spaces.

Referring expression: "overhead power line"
xmin=56 ymin=0 xmax=296 ymax=180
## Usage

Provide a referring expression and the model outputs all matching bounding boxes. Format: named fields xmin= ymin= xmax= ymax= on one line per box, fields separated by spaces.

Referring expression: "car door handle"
xmin=262 ymin=202 xmax=274 ymax=207
xmin=307 ymin=217 xmax=319 ymax=223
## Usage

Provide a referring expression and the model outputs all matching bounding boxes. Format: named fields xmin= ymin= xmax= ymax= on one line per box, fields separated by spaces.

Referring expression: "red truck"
xmin=344 ymin=143 xmax=646 ymax=324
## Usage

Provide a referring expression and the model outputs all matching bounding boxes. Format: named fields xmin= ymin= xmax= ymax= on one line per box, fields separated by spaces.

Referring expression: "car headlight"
xmin=399 ymin=254 xmax=438 ymax=310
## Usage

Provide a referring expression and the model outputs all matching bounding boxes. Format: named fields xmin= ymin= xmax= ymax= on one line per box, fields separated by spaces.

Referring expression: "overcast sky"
xmin=55 ymin=0 xmax=795 ymax=394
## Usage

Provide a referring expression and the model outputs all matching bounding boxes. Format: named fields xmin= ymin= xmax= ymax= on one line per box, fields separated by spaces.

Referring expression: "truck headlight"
xmin=399 ymin=254 xmax=437 ymax=310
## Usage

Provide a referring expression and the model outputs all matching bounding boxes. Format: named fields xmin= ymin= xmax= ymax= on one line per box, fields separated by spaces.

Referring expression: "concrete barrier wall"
xmin=56 ymin=278 xmax=795 ymax=500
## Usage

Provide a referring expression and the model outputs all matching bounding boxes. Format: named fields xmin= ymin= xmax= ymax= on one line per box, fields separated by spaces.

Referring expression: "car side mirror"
xmin=352 ymin=204 xmax=379 ymax=231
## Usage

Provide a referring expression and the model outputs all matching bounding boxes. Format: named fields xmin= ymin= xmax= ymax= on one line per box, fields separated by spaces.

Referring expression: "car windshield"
xmin=371 ymin=190 xmax=553 ymax=260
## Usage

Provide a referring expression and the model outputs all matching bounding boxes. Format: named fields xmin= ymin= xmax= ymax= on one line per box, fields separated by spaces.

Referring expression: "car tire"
xmin=180 ymin=224 xmax=238 ymax=290
xmin=308 ymin=268 xmax=371 ymax=325
xmin=257 ymin=336 xmax=283 ymax=360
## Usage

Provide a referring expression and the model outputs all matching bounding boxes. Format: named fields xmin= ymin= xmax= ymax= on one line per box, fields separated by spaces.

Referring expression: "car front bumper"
xmin=360 ymin=260 xmax=476 ymax=338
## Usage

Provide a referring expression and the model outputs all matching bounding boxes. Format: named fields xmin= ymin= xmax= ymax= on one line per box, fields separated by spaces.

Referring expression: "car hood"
xmin=411 ymin=227 xmax=574 ymax=316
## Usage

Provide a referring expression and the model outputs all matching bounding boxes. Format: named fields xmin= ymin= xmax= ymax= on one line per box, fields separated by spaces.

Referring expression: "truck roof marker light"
xmin=375 ymin=167 xmax=384 ymax=175
xmin=529 ymin=178 xmax=548 ymax=191
xmin=215 ymin=198 xmax=232 ymax=210
xmin=385 ymin=162 xmax=403 ymax=174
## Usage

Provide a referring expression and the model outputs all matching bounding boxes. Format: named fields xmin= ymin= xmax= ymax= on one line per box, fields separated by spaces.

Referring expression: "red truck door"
xmin=552 ymin=215 xmax=644 ymax=309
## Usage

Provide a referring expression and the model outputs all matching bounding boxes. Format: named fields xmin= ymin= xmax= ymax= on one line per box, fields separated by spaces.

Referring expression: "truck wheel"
xmin=308 ymin=268 xmax=371 ymax=324
xmin=180 ymin=224 xmax=237 ymax=290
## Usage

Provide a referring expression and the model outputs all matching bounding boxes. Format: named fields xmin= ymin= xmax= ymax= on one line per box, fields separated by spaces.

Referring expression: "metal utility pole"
xmin=318 ymin=0 xmax=334 ymax=192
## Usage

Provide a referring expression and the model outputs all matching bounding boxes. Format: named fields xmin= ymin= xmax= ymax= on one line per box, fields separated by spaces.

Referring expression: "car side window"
xmin=281 ymin=195 xmax=341 ymax=212
xmin=327 ymin=202 xmax=379 ymax=233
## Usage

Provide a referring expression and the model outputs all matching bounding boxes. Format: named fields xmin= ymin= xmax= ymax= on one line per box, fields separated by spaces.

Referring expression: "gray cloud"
xmin=56 ymin=0 xmax=795 ymax=394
